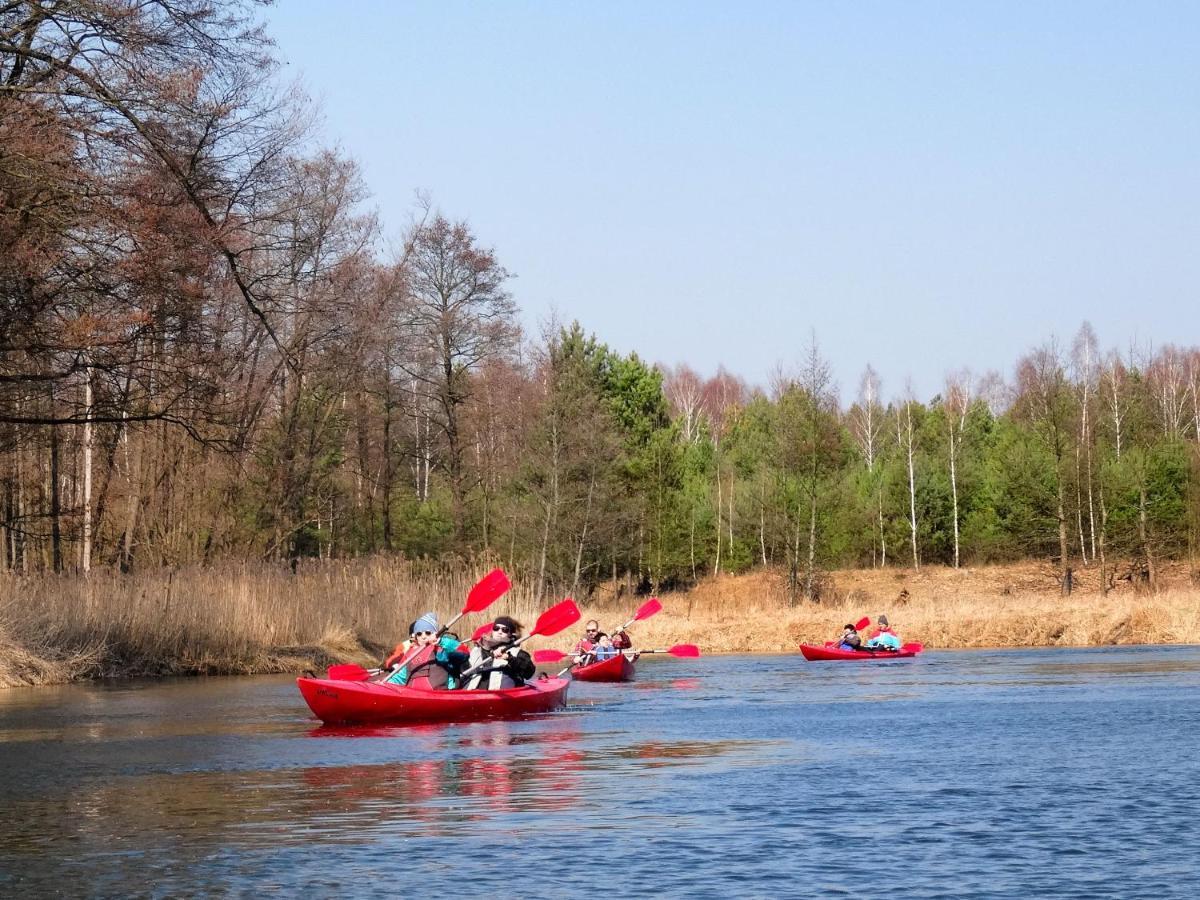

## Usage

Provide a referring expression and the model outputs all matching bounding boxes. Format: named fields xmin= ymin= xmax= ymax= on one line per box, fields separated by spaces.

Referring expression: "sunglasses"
xmin=492 ymin=624 xmax=512 ymax=634
xmin=414 ymin=631 xmax=435 ymax=637
xmin=586 ymin=628 xmax=599 ymax=633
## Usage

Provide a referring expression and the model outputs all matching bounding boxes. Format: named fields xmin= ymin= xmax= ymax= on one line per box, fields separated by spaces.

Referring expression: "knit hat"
xmin=878 ymin=614 xmax=889 ymax=627
xmin=412 ymin=612 xmax=439 ymax=634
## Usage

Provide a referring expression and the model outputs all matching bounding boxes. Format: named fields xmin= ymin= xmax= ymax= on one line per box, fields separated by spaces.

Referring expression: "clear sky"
xmin=265 ymin=1 xmax=1198 ymax=402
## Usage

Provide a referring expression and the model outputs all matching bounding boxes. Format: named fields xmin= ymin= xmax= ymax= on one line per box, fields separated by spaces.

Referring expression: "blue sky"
xmin=266 ymin=1 xmax=1197 ymax=401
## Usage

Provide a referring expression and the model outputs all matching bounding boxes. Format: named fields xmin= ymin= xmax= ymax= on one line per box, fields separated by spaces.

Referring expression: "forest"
xmin=3 ymin=1 xmax=1199 ymax=606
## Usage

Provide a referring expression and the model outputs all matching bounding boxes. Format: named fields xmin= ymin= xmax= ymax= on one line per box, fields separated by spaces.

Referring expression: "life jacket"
xmin=386 ymin=638 xmax=468 ymax=690
xmin=384 ymin=640 xmax=415 ymax=670
xmin=465 ymin=643 xmax=521 ymax=690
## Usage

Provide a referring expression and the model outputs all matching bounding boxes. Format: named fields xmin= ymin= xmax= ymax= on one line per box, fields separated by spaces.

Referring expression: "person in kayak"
xmin=573 ymin=620 xmax=603 ymax=665
xmin=864 ymin=615 xmax=902 ymax=651
xmin=611 ymin=628 xmax=633 ymax=651
xmin=383 ymin=613 xmax=471 ymax=690
xmin=592 ymin=634 xmax=618 ymax=661
xmin=463 ymin=616 xmax=536 ymax=690
xmin=836 ymin=624 xmax=863 ymax=651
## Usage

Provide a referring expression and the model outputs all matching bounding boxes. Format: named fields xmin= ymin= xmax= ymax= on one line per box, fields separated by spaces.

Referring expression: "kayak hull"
xmin=572 ymin=653 xmax=636 ymax=682
xmin=800 ymin=642 xmax=922 ymax=661
xmin=297 ymin=676 xmax=570 ymax=724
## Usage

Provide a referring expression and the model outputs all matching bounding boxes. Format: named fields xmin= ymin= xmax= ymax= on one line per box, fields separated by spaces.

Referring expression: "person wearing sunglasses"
xmin=572 ymin=621 xmax=604 ymax=665
xmin=463 ymin=616 xmax=535 ymax=690
xmin=382 ymin=613 xmax=470 ymax=690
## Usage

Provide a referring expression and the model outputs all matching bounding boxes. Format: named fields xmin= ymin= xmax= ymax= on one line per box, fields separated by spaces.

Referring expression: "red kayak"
xmin=572 ymin=653 xmax=636 ymax=682
xmin=297 ymin=675 xmax=570 ymax=725
xmin=799 ymin=641 xmax=924 ymax=661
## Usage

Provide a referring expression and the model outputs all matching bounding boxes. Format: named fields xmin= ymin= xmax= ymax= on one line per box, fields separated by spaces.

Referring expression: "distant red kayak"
xmin=297 ymin=676 xmax=570 ymax=724
xmin=572 ymin=653 xmax=636 ymax=682
xmin=799 ymin=641 xmax=924 ymax=661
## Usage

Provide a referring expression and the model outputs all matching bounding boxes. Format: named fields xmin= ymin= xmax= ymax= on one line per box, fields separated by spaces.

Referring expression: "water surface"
xmin=1 ymin=646 xmax=1198 ymax=897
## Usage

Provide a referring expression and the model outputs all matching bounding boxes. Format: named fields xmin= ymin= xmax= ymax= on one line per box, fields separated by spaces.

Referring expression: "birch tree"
xmin=945 ymin=370 xmax=972 ymax=569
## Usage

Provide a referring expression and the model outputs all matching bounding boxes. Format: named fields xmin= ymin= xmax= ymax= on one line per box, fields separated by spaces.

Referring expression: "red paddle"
xmin=330 ymin=569 xmax=511 ymax=681
xmin=855 ymin=616 xmax=871 ymax=631
xmin=439 ymin=568 xmax=511 ymax=637
xmin=326 ymin=663 xmax=374 ymax=680
xmin=533 ymin=643 xmax=700 ymax=664
xmin=470 ymin=622 xmax=493 ymax=642
xmin=635 ymin=644 xmax=701 ymax=657
xmin=460 ymin=598 xmax=582 ymax=681
xmin=615 ymin=597 xmax=662 ymax=633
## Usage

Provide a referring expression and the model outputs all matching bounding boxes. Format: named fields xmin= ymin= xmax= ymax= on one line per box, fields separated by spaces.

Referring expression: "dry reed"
xmin=2 ymin=558 xmax=1198 ymax=688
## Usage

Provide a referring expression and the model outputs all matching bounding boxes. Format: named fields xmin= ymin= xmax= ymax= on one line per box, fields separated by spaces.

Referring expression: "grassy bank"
xmin=2 ymin=558 xmax=1198 ymax=688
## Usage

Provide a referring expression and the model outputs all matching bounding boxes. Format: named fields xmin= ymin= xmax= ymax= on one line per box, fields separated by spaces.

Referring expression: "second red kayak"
xmin=800 ymin=641 xmax=924 ymax=661
xmin=572 ymin=653 xmax=636 ymax=682
xmin=297 ymin=675 xmax=570 ymax=724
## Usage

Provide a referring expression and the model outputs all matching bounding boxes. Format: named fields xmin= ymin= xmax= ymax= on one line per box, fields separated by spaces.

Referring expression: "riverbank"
xmin=2 ymin=559 xmax=1197 ymax=687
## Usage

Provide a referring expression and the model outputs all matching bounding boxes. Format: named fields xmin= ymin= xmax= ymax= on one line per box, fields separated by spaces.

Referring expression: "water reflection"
xmin=3 ymin=648 xmax=1199 ymax=897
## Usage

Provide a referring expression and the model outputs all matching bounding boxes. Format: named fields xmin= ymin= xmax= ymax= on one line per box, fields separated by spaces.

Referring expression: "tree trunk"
xmin=1139 ymin=481 xmax=1156 ymax=588
xmin=81 ymin=362 xmax=93 ymax=574
xmin=49 ymin=421 xmax=62 ymax=574
xmin=804 ymin=489 xmax=817 ymax=600
xmin=713 ymin=463 xmax=722 ymax=576
xmin=949 ymin=432 xmax=960 ymax=569
xmin=1057 ymin=474 xmax=1068 ymax=596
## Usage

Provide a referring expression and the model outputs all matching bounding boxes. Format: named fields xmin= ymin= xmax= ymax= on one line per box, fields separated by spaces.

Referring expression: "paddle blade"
xmin=464 ymin=568 xmax=511 ymax=613
xmin=854 ymin=616 xmax=870 ymax=631
xmin=902 ymin=642 xmax=924 ymax=654
xmin=634 ymin=597 xmax=663 ymax=622
xmin=327 ymin=664 xmax=371 ymax=681
xmin=668 ymin=644 xmax=701 ymax=658
xmin=471 ymin=623 xmax=492 ymax=642
xmin=533 ymin=649 xmax=568 ymax=664
xmin=531 ymin=598 xmax=582 ymax=638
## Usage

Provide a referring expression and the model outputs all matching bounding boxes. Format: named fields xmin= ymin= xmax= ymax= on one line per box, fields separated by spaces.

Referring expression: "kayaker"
xmin=865 ymin=615 xmax=902 ymax=651
xmin=463 ymin=616 xmax=536 ymax=690
xmin=592 ymin=634 xmax=618 ymax=661
xmin=611 ymin=628 xmax=633 ymax=651
xmin=573 ymin=620 xmax=603 ymax=665
xmin=383 ymin=613 xmax=471 ymax=690
xmin=381 ymin=620 xmax=419 ymax=671
xmin=836 ymin=624 xmax=863 ymax=651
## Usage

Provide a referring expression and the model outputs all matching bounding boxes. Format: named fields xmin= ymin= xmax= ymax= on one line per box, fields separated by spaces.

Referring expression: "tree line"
xmin=3 ymin=1 xmax=1198 ymax=599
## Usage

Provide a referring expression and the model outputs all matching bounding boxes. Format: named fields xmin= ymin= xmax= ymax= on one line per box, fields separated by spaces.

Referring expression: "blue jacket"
xmin=865 ymin=631 xmax=901 ymax=651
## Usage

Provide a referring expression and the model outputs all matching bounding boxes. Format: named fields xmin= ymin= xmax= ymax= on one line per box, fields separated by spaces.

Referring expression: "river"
xmin=1 ymin=646 xmax=1198 ymax=898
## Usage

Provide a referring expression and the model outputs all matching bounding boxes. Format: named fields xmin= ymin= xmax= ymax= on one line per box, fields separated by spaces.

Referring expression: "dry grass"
xmin=2 ymin=557 xmax=1198 ymax=687
xmin=591 ymin=561 xmax=1200 ymax=653
xmin=0 ymin=559 xmax=550 ymax=687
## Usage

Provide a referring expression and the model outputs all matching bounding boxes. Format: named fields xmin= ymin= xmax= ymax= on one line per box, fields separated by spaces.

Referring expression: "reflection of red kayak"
xmin=572 ymin=653 xmax=636 ymax=682
xmin=297 ymin=676 xmax=570 ymax=724
xmin=799 ymin=641 xmax=923 ymax=661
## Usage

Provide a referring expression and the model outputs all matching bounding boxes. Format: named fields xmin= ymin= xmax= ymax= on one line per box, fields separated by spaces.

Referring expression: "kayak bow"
xmin=799 ymin=641 xmax=923 ymax=661
xmin=571 ymin=653 xmax=636 ymax=682
xmin=297 ymin=675 xmax=570 ymax=724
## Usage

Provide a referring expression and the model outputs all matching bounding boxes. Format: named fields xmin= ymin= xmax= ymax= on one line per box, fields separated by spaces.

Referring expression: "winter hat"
xmin=412 ymin=613 xmax=439 ymax=634
xmin=877 ymin=614 xmax=889 ymax=627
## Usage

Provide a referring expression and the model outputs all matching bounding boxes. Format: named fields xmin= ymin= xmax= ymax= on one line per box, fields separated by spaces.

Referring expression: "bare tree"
xmin=945 ymin=369 xmax=972 ymax=569
xmin=1071 ymin=322 xmax=1100 ymax=564
xmin=896 ymin=384 xmax=920 ymax=570
xmin=663 ymin=363 xmax=705 ymax=443
xmin=399 ymin=215 xmax=517 ymax=546
xmin=849 ymin=365 xmax=886 ymax=566
xmin=1014 ymin=341 xmax=1076 ymax=594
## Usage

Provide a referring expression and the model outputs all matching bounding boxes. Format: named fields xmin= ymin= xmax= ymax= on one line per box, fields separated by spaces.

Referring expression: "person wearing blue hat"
xmin=383 ymin=612 xmax=470 ymax=690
